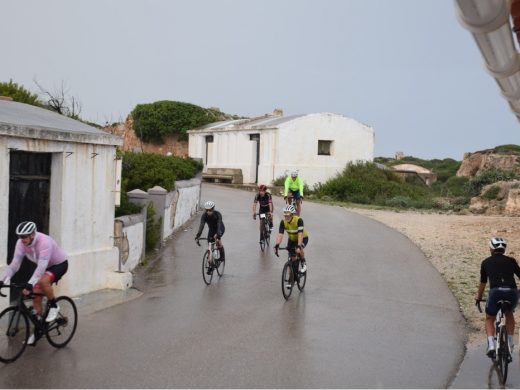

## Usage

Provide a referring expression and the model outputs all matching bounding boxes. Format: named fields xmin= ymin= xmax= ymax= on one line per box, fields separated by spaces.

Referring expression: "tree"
xmin=0 ymin=80 xmax=41 ymax=106
xmin=34 ymin=79 xmax=82 ymax=119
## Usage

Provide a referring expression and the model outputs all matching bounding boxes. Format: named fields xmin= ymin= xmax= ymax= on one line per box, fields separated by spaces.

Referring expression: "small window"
xmin=205 ymin=135 xmax=214 ymax=143
xmin=250 ymin=134 xmax=260 ymax=141
xmin=318 ymin=140 xmax=333 ymax=156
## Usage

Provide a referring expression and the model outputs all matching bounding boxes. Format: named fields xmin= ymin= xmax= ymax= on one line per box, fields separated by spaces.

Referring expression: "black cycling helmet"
xmin=16 ymin=221 xmax=37 ymax=236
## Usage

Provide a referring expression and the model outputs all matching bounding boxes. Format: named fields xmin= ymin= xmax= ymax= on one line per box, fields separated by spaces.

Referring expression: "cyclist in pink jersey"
xmin=0 ymin=221 xmax=68 ymax=344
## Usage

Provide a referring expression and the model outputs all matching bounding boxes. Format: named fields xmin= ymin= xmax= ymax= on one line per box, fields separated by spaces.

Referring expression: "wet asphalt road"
xmin=0 ymin=184 xmax=467 ymax=388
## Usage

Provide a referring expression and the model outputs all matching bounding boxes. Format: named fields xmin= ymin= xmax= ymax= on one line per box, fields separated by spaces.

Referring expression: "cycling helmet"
xmin=204 ymin=200 xmax=215 ymax=210
xmin=291 ymin=170 xmax=298 ymax=177
xmin=283 ymin=205 xmax=296 ymax=214
xmin=16 ymin=221 xmax=36 ymax=236
xmin=258 ymin=184 xmax=267 ymax=191
xmin=489 ymin=237 xmax=507 ymax=250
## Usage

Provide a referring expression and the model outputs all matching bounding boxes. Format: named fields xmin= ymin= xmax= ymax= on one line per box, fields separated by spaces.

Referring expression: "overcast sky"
xmin=1 ymin=0 xmax=519 ymax=159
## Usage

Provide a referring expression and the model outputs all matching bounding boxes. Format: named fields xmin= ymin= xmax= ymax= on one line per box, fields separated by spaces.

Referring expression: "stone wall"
xmin=104 ymin=116 xmax=189 ymax=157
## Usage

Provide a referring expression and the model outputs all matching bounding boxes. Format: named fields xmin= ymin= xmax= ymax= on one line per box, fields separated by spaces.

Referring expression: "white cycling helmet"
xmin=204 ymin=200 xmax=215 ymax=210
xmin=291 ymin=170 xmax=298 ymax=177
xmin=283 ymin=205 xmax=296 ymax=214
xmin=489 ymin=237 xmax=507 ymax=250
xmin=16 ymin=221 xmax=37 ymax=236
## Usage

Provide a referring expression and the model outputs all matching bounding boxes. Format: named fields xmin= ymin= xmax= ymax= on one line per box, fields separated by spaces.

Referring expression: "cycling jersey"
xmin=278 ymin=216 xmax=309 ymax=242
xmin=254 ymin=192 xmax=272 ymax=212
xmin=196 ymin=210 xmax=225 ymax=239
xmin=480 ymin=253 xmax=520 ymax=289
xmin=284 ymin=176 xmax=304 ymax=197
xmin=0 ymin=232 xmax=68 ymax=286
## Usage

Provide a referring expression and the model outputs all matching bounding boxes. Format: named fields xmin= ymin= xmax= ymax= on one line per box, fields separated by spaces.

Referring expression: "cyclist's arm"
xmin=298 ymin=177 xmax=304 ymax=197
xmin=28 ymin=239 xmax=52 ymax=286
xmin=196 ymin=213 xmax=206 ymax=237
xmin=476 ymin=263 xmax=487 ymax=300
xmin=513 ymin=258 xmax=520 ymax=280
xmin=476 ymin=282 xmax=486 ymax=301
xmin=284 ymin=177 xmax=290 ymax=197
xmin=216 ymin=213 xmax=225 ymax=238
xmin=275 ymin=220 xmax=285 ymax=246
xmin=268 ymin=194 xmax=273 ymax=213
xmin=0 ymin=240 xmax=25 ymax=281
xmin=297 ymin=218 xmax=305 ymax=247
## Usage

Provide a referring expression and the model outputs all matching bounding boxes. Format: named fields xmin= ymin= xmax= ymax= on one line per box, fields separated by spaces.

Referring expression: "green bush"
xmin=466 ymin=169 xmax=518 ymax=197
xmin=115 ymin=192 xmax=142 ymax=217
xmin=315 ymin=162 xmax=431 ymax=206
xmin=0 ymin=80 xmax=41 ymax=106
xmin=492 ymin=144 xmax=520 ymax=155
xmin=132 ymin=101 xmax=239 ymax=143
xmin=482 ymin=185 xmax=501 ymax=200
xmin=145 ymin=202 xmax=161 ymax=251
xmin=122 ymin=152 xmax=202 ymax=192
xmin=432 ymin=176 xmax=470 ymax=197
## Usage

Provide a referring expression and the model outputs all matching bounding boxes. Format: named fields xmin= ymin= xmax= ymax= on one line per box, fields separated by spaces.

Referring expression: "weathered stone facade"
xmin=104 ymin=116 xmax=189 ymax=157
xmin=457 ymin=152 xmax=520 ymax=177
xmin=469 ymin=180 xmax=520 ymax=216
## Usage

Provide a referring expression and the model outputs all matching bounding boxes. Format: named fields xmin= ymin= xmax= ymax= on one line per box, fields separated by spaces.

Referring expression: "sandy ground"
xmin=347 ymin=207 xmax=520 ymax=346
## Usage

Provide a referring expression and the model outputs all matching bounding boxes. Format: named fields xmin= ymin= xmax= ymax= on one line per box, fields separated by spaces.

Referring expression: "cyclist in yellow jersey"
xmin=284 ymin=170 xmax=304 ymax=216
xmin=274 ymin=204 xmax=308 ymax=272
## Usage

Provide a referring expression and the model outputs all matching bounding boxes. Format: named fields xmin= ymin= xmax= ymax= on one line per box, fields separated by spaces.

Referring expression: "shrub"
xmin=0 ymin=80 xmax=41 ymax=106
xmin=122 ymin=152 xmax=202 ymax=192
xmin=145 ymin=202 xmax=161 ymax=251
xmin=132 ymin=101 xmax=239 ymax=143
xmin=466 ymin=169 xmax=518 ymax=197
xmin=482 ymin=185 xmax=501 ymax=200
xmin=115 ymin=192 xmax=142 ymax=217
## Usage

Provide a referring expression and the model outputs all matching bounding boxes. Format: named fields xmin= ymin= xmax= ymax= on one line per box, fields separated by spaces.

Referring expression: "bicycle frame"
xmin=0 ymin=285 xmax=49 ymax=332
xmin=196 ymin=237 xmax=217 ymax=263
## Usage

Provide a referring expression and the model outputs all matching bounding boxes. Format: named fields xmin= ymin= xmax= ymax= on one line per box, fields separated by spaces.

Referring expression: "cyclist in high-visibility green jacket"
xmin=283 ymin=170 xmax=304 ymax=216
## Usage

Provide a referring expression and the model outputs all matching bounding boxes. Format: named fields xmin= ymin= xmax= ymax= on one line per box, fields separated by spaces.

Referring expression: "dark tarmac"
xmin=0 ymin=184 xmax=469 ymax=388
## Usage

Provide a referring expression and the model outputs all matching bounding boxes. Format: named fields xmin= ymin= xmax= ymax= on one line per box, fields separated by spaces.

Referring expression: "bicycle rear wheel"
xmin=264 ymin=221 xmax=270 ymax=247
xmin=282 ymin=262 xmax=294 ymax=300
xmin=202 ymin=250 xmax=213 ymax=285
xmin=296 ymin=260 xmax=307 ymax=291
xmin=0 ymin=306 xmax=29 ymax=363
xmin=46 ymin=296 xmax=78 ymax=348
xmin=498 ymin=326 xmax=509 ymax=384
xmin=259 ymin=221 xmax=266 ymax=252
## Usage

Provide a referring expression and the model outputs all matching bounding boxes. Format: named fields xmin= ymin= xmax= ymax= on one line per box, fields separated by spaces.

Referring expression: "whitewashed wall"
xmin=121 ymin=221 xmax=144 ymax=273
xmin=188 ymin=113 xmax=374 ymax=188
xmin=0 ymin=136 xmax=127 ymax=298
xmin=275 ymin=113 xmax=374 ymax=186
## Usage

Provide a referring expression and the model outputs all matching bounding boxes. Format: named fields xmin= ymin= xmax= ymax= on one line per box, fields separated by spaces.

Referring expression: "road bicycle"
xmin=285 ymin=191 xmax=302 ymax=216
xmin=477 ymin=298 xmax=512 ymax=384
xmin=275 ymin=246 xmax=306 ymax=300
xmin=196 ymin=237 xmax=225 ymax=285
xmin=0 ymin=283 xmax=78 ymax=363
xmin=256 ymin=212 xmax=271 ymax=252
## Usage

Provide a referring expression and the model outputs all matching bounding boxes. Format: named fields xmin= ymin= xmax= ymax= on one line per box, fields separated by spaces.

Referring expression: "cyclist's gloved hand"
xmin=22 ymin=283 xmax=33 ymax=291
xmin=195 ymin=234 xmax=200 ymax=241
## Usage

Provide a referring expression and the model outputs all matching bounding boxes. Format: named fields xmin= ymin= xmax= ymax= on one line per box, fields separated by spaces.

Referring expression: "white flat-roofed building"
xmin=188 ymin=111 xmax=374 ymax=187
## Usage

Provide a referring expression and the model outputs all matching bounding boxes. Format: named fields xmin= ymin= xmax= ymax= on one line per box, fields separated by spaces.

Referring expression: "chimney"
xmin=0 ymin=96 xmax=14 ymax=101
xmin=272 ymin=108 xmax=283 ymax=117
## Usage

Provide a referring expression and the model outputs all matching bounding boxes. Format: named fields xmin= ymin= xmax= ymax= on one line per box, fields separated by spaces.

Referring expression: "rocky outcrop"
xmin=457 ymin=152 xmax=520 ymax=177
xmin=469 ymin=180 xmax=520 ymax=216
xmin=103 ymin=116 xmax=189 ymax=157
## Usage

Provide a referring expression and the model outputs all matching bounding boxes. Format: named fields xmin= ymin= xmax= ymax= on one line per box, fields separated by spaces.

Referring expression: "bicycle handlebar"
xmin=476 ymin=298 xmax=486 ymax=313
xmin=0 ymin=283 xmax=44 ymax=298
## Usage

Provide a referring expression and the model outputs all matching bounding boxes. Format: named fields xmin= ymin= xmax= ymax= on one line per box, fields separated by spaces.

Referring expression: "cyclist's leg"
xmin=292 ymin=190 xmax=302 ymax=215
xmin=485 ymin=288 xmax=500 ymax=355
xmin=505 ymin=289 xmax=518 ymax=347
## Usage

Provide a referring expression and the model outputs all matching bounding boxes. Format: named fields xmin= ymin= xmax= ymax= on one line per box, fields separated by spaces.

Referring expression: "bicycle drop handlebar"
xmin=0 ymin=283 xmax=44 ymax=299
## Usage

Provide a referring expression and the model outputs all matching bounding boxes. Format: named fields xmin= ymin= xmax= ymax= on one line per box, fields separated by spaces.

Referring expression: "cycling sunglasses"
xmin=18 ymin=234 xmax=31 ymax=239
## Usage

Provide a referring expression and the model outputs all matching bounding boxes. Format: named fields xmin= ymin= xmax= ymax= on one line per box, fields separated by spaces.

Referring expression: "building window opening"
xmin=318 ymin=140 xmax=333 ymax=156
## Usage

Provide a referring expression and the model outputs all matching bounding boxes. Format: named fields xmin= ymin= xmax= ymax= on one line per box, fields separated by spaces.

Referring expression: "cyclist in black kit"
xmin=252 ymin=184 xmax=274 ymax=237
xmin=475 ymin=237 xmax=520 ymax=357
xmin=195 ymin=201 xmax=226 ymax=271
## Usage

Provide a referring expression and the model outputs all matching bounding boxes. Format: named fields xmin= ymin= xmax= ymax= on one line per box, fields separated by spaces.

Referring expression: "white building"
xmin=0 ymin=98 xmax=128 ymax=303
xmin=188 ymin=111 xmax=374 ymax=187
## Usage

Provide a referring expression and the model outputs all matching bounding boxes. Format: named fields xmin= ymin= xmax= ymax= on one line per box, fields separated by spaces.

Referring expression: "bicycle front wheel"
xmin=202 ymin=250 xmax=213 ymax=285
xmin=216 ymin=256 xmax=225 ymax=277
xmin=282 ymin=262 xmax=294 ymax=300
xmin=264 ymin=221 xmax=270 ymax=247
xmin=0 ymin=306 xmax=29 ymax=363
xmin=46 ymin=296 xmax=78 ymax=348
xmin=297 ymin=260 xmax=307 ymax=291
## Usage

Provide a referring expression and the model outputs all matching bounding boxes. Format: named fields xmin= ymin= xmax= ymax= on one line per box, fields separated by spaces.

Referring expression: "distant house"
xmin=187 ymin=111 xmax=374 ymax=187
xmin=0 ymin=98 xmax=126 ymax=302
xmin=391 ymin=164 xmax=437 ymax=186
